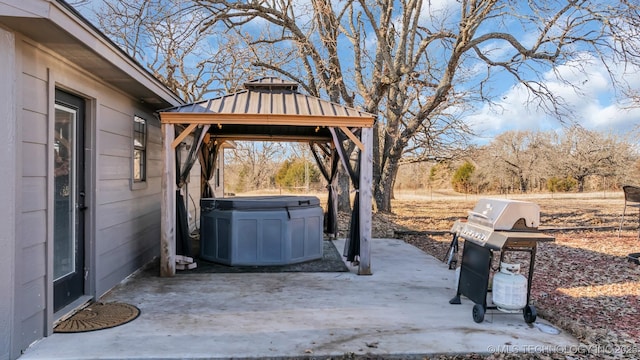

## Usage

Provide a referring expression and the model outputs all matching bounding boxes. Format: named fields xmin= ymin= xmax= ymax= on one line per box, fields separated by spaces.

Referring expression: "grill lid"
xmin=451 ymin=198 xmax=552 ymax=250
xmin=467 ymin=198 xmax=540 ymax=230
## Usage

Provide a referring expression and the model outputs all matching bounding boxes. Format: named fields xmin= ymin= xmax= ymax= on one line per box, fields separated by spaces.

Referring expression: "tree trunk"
xmin=576 ymin=176 xmax=585 ymax=192
xmin=519 ymin=175 xmax=528 ymax=193
xmin=390 ymin=177 xmax=396 ymax=200
xmin=372 ymin=122 xmax=384 ymax=213
xmin=337 ymin=167 xmax=351 ymax=212
xmin=374 ymin=151 xmax=401 ymax=213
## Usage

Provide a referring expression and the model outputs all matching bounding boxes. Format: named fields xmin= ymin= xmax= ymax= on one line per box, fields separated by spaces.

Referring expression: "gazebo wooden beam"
xmin=160 ymin=112 xmax=374 ymax=128
xmin=328 ymin=127 xmax=351 ymax=179
xmin=171 ymin=123 xmax=198 ymax=149
xmin=339 ymin=126 xmax=364 ymax=151
xmin=207 ymin=134 xmax=333 ymax=142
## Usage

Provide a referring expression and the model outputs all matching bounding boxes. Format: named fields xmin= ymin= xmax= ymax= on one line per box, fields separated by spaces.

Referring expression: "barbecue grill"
xmin=448 ymin=198 xmax=554 ymax=323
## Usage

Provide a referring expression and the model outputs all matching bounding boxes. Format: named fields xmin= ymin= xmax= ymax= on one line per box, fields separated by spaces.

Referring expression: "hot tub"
xmin=199 ymin=196 xmax=324 ymax=266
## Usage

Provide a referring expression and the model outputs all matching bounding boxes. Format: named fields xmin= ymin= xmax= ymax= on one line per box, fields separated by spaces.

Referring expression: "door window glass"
xmin=54 ymin=104 xmax=76 ymax=280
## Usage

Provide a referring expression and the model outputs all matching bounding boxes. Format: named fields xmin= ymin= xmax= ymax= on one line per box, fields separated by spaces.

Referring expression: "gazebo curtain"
xmin=309 ymin=143 xmax=340 ymax=237
xmin=174 ymin=125 xmax=208 ymax=257
xmin=332 ymin=128 xmax=362 ymax=263
xmin=199 ymin=137 xmax=219 ymax=199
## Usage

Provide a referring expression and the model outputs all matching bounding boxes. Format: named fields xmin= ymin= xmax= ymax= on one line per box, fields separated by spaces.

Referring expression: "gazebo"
xmin=158 ymin=77 xmax=376 ymax=276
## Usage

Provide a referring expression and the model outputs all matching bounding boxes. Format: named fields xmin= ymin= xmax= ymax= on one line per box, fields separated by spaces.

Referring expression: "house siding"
xmin=187 ymin=150 xmax=202 ymax=233
xmin=95 ymin=106 xmax=163 ymax=297
xmin=16 ymin=41 xmax=49 ymax=354
xmin=8 ymin=32 xmax=169 ymax=358
xmin=0 ymin=27 xmax=17 ymax=360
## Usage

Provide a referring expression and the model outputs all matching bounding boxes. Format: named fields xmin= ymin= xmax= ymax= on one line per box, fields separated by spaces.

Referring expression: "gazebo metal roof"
xmin=160 ymin=77 xmax=374 ymax=143
xmin=162 ymin=77 xmax=372 ymax=118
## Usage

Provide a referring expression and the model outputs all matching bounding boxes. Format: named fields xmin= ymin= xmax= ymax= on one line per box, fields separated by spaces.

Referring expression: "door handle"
xmin=78 ymin=191 xmax=88 ymax=210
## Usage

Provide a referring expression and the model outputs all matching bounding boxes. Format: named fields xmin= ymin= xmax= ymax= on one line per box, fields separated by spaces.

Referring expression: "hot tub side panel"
xmin=233 ymin=211 xmax=288 ymax=265
xmin=199 ymin=209 xmax=232 ymax=264
xmin=200 ymin=198 xmax=324 ymax=266
xmin=290 ymin=206 xmax=323 ymax=263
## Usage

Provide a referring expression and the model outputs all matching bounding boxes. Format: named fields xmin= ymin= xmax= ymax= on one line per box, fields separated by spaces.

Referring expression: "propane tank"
xmin=492 ymin=262 xmax=528 ymax=312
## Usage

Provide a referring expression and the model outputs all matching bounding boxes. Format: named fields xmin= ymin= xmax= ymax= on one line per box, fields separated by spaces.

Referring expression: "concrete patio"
xmin=20 ymin=239 xmax=578 ymax=359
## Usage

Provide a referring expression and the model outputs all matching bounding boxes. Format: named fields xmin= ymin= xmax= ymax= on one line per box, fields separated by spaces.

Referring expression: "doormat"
xmin=54 ymin=302 xmax=140 ymax=333
xmin=184 ymin=241 xmax=350 ymax=273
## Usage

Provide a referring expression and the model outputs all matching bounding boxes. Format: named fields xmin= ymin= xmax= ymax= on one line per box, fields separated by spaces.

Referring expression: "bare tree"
xmin=86 ymin=0 xmax=640 ymax=212
xmin=186 ymin=0 xmax=478 ymax=212
xmin=93 ymin=0 xmax=259 ymax=101
xmin=551 ymin=126 xmax=635 ymax=192
xmin=479 ymin=131 xmax=549 ymax=193
xmin=188 ymin=0 xmax=640 ymax=211
xmin=225 ymin=141 xmax=286 ymax=192
xmin=471 ymin=127 xmax=638 ymax=194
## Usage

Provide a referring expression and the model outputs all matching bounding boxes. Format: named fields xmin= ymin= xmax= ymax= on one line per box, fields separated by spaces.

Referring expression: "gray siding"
xmin=17 ymin=43 xmax=49 ymax=353
xmin=10 ymin=33 xmax=170 ymax=356
xmin=187 ymin=153 xmax=202 ymax=233
xmin=94 ymin=105 xmax=163 ymax=298
xmin=0 ymin=27 xmax=17 ymax=360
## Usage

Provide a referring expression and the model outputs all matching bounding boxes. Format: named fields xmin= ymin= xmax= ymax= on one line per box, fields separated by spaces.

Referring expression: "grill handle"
xmin=467 ymin=211 xmax=490 ymax=220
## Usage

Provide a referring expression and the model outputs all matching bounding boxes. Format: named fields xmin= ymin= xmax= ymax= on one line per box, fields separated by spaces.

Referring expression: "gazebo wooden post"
xmin=358 ymin=127 xmax=373 ymax=275
xmin=160 ymin=122 xmax=176 ymax=277
xmin=330 ymin=145 xmax=339 ymax=239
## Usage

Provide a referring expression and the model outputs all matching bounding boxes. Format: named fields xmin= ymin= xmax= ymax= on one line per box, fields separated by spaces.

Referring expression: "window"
xmin=133 ymin=116 xmax=147 ymax=184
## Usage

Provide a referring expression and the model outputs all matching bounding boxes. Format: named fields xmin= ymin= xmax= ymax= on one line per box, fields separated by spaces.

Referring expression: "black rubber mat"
xmin=184 ymin=241 xmax=350 ymax=273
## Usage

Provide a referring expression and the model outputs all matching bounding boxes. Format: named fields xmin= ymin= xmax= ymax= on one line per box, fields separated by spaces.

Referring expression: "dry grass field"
xmin=343 ymin=190 xmax=640 ymax=360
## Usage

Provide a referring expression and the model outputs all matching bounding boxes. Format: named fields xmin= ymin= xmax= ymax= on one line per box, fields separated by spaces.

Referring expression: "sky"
xmin=467 ymin=57 xmax=640 ymax=144
xmin=245 ymin=0 xmax=640 ymax=145
xmin=417 ymin=0 xmax=640 ymax=144
xmin=76 ymin=0 xmax=640 ymax=146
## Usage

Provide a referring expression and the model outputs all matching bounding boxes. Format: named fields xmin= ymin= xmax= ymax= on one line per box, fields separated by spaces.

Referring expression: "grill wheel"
xmin=523 ymin=304 xmax=537 ymax=323
xmin=472 ymin=304 xmax=485 ymax=323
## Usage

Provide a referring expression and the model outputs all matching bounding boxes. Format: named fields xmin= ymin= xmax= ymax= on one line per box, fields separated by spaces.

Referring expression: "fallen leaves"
xmin=557 ymin=282 xmax=640 ymax=298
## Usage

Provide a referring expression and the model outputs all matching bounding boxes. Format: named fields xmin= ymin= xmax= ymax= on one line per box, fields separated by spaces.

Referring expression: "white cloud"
xmin=419 ymin=0 xmax=459 ymax=28
xmin=467 ymin=53 xmax=640 ymax=144
xmin=583 ymin=102 xmax=640 ymax=131
xmin=466 ymin=83 xmax=559 ymax=139
xmin=421 ymin=0 xmax=459 ymax=14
